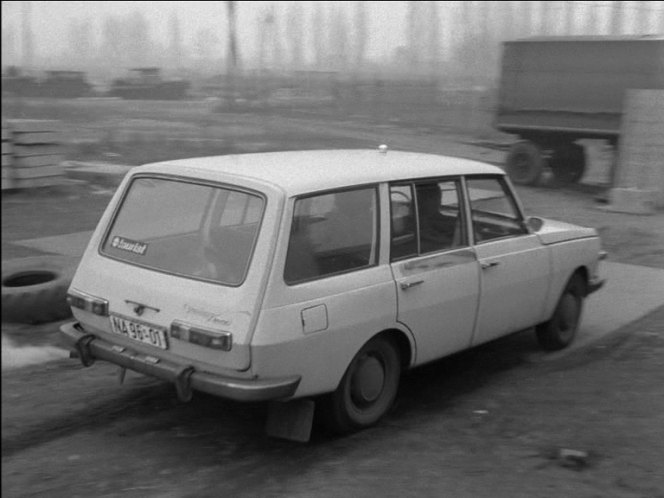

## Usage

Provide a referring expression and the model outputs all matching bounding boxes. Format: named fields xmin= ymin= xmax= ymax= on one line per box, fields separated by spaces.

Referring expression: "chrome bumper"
xmin=60 ymin=321 xmax=301 ymax=403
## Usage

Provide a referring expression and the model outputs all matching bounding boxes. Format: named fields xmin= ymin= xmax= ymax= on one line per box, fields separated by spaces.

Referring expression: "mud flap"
xmin=74 ymin=334 xmax=96 ymax=367
xmin=265 ymin=399 xmax=315 ymax=443
xmin=174 ymin=366 xmax=195 ymax=402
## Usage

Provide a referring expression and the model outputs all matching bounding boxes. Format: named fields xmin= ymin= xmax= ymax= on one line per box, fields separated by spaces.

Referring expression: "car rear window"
xmin=101 ymin=176 xmax=264 ymax=286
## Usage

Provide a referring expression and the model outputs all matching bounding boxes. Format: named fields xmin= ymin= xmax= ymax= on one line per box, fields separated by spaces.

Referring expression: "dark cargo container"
xmin=495 ymin=36 xmax=664 ymax=185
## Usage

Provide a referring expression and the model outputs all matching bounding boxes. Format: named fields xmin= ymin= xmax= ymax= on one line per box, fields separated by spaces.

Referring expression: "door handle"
xmin=480 ymin=261 xmax=500 ymax=270
xmin=400 ymin=279 xmax=424 ymax=290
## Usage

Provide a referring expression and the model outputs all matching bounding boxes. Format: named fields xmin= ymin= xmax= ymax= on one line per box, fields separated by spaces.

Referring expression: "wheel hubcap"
xmin=351 ymin=355 xmax=385 ymax=405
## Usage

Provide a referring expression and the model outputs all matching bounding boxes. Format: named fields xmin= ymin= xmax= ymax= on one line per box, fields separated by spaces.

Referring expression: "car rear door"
xmin=389 ymin=179 xmax=480 ymax=365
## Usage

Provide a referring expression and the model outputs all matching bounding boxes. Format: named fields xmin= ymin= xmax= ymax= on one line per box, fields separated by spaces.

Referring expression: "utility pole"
xmin=225 ymin=1 xmax=239 ymax=106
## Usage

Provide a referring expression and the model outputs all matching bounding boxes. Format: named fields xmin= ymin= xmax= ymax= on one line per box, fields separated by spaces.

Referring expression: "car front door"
xmin=467 ymin=176 xmax=550 ymax=346
xmin=389 ymin=179 xmax=480 ymax=365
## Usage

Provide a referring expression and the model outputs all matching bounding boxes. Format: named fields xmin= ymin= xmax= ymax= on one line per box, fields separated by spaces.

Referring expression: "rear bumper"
xmin=60 ymin=321 xmax=300 ymax=402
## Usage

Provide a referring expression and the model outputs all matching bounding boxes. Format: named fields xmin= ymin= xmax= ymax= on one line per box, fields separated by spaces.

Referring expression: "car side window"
xmin=467 ymin=177 xmax=528 ymax=243
xmin=390 ymin=184 xmax=418 ymax=260
xmin=284 ymin=187 xmax=378 ymax=284
xmin=415 ymin=180 xmax=465 ymax=254
xmin=390 ymin=179 xmax=466 ymax=261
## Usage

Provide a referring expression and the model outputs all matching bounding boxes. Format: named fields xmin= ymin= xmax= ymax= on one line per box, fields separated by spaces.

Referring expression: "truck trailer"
xmin=495 ymin=36 xmax=664 ymax=185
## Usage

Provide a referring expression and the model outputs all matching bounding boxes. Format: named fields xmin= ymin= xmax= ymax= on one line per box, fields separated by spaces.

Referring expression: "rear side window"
xmin=284 ymin=187 xmax=378 ymax=284
xmin=390 ymin=179 xmax=466 ymax=261
xmin=101 ymin=177 xmax=264 ymax=286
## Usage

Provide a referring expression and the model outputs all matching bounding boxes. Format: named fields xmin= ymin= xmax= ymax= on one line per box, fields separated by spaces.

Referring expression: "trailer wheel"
xmin=550 ymin=143 xmax=586 ymax=184
xmin=505 ymin=141 xmax=544 ymax=185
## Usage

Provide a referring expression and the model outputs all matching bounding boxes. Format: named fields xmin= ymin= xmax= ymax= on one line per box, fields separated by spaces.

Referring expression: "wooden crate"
xmin=4 ymin=120 xmax=65 ymax=190
xmin=1 ymin=124 xmax=14 ymax=190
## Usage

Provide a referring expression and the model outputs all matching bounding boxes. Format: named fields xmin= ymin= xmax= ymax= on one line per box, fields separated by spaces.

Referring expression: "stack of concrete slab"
xmin=610 ymin=90 xmax=664 ymax=214
xmin=3 ymin=120 xmax=65 ymax=190
xmin=1 ymin=123 xmax=13 ymax=190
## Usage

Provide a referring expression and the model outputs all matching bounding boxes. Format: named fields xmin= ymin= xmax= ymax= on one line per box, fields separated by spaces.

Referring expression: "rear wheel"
xmin=550 ymin=143 xmax=586 ymax=184
xmin=536 ymin=275 xmax=585 ymax=351
xmin=320 ymin=336 xmax=401 ymax=434
xmin=505 ymin=141 xmax=544 ymax=186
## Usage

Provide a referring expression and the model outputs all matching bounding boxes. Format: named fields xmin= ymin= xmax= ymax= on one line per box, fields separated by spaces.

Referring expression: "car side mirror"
xmin=526 ymin=216 xmax=543 ymax=232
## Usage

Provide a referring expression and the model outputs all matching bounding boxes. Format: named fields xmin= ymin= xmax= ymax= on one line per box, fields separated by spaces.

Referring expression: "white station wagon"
xmin=61 ymin=148 xmax=605 ymax=440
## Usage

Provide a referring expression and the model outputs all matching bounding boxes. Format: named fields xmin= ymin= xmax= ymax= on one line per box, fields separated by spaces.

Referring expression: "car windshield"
xmin=101 ymin=176 xmax=264 ymax=286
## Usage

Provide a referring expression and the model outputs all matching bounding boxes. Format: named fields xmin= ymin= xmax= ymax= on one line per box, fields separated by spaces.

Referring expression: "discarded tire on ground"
xmin=1 ymin=256 xmax=77 ymax=324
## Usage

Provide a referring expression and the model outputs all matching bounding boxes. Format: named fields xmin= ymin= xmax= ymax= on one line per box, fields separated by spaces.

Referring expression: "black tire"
xmin=505 ymin=141 xmax=544 ymax=186
xmin=320 ymin=335 xmax=401 ymax=434
xmin=550 ymin=143 xmax=586 ymax=184
xmin=1 ymin=256 xmax=77 ymax=324
xmin=536 ymin=274 xmax=585 ymax=351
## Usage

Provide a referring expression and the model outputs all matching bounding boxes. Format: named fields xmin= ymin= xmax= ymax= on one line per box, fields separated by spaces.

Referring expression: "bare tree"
xmin=329 ymin=6 xmax=350 ymax=70
xmin=354 ymin=1 xmax=368 ymax=70
xmin=562 ymin=1 xmax=576 ymax=35
xmin=609 ymin=1 xmax=626 ymax=35
xmin=286 ymin=3 xmax=304 ymax=70
xmin=428 ymin=1 xmax=441 ymax=75
xmin=2 ymin=23 xmax=17 ymax=67
xmin=101 ymin=17 xmax=122 ymax=67
xmin=312 ymin=2 xmax=326 ymax=68
xmin=539 ymin=1 xmax=553 ymax=35
xmin=633 ymin=1 xmax=651 ymax=34
xmin=226 ymin=1 xmax=239 ymax=73
xmin=21 ymin=1 xmax=33 ymax=69
xmin=582 ymin=2 xmax=601 ymax=35
xmin=500 ymin=1 xmax=514 ymax=41
xmin=520 ymin=0 xmax=534 ymax=37
xmin=169 ymin=11 xmax=183 ymax=68
xmin=67 ymin=18 xmax=93 ymax=66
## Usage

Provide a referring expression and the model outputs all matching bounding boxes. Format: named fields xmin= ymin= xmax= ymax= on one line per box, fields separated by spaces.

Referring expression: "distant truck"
xmin=108 ymin=67 xmax=190 ymax=100
xmin=495 ymin=36 xmax=664 ymax=185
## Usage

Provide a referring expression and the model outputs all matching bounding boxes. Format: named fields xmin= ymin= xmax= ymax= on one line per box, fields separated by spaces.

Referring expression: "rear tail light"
xmin=170 ymin=321 xmax=232 ymax=351
xmin=66 ymin=289 xmax=109 ymax=316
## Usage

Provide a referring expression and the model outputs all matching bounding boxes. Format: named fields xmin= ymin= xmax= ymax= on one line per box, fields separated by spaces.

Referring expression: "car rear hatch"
xmin=68 ymin=173 xmax=273 ymax=373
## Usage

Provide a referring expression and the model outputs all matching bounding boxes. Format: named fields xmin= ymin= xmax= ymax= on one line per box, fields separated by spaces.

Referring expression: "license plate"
xmin=110 ymin=314 xmax=169 ymax=350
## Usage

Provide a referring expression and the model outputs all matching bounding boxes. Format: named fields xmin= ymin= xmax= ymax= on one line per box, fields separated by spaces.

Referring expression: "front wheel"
xmin=320 ymin=336 xmax=401 ymax=434
xmin=536 ymin=275 xmax=585 ymax=351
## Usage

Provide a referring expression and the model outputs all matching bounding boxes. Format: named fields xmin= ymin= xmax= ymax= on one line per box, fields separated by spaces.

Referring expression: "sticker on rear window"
xmin=111 ymin=236 xmax=148 ymax=255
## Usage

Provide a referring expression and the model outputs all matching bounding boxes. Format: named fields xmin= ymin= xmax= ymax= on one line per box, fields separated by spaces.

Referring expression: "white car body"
xmin=61 ymin=149 xmax=605 ymax=428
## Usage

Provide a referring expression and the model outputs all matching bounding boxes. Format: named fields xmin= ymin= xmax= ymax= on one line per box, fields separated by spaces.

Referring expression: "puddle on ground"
xmin=2 ymin=334 xmax=69 ymax=370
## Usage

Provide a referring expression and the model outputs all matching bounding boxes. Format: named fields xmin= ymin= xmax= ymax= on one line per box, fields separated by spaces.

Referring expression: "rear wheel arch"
xmin=318 ymin=328 xmax=411 ymax=434
xmin=379 ymin=328 xmax=414 ymax=370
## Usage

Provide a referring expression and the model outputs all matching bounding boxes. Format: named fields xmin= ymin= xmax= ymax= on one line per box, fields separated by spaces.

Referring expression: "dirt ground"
xmin=2 ymin=104 xmax=664 ymax=497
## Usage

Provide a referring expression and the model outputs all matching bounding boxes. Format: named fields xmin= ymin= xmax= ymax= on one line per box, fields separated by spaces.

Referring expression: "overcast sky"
xmin=2 ymin=1 xmax=662 ymax=67
xmin=0 ymin=1 xmax=409 ymax=61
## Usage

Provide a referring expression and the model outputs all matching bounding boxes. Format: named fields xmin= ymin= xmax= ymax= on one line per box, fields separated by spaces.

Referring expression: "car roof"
xmin=136 ymin=149 xmax=504 ymax=196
